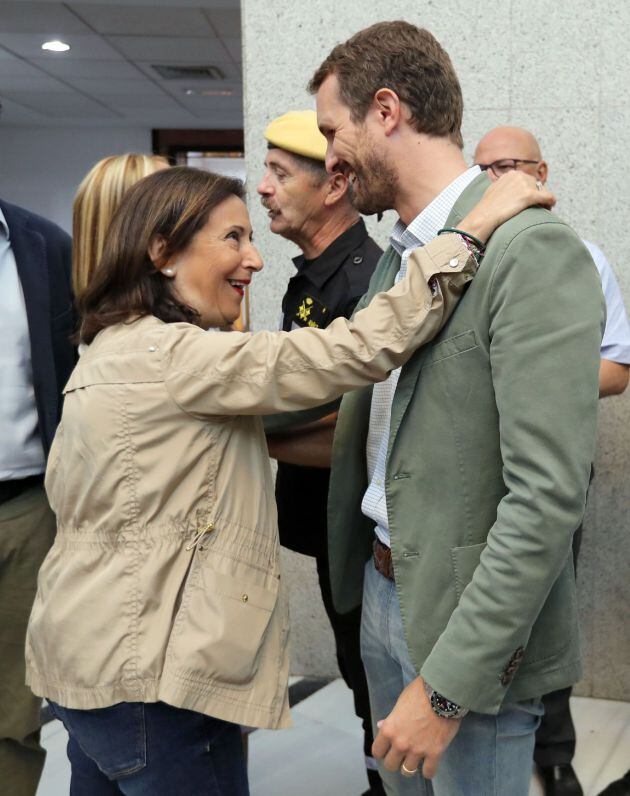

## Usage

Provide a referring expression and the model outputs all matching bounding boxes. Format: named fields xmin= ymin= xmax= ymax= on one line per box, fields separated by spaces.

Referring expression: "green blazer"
xmin=327 ymin=173 xmax=605 ymax=714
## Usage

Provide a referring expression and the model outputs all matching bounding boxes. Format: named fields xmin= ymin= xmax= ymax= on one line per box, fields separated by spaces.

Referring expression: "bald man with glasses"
xmin=475 ymin=126 xmax=630 ymax=796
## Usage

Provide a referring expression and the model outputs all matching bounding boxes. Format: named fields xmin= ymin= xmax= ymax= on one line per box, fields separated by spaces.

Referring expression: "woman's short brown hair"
xmin=79 ymin=166 xmax=245 ymax=344
xmin=308 ymin=21 xmax=464 ymax=148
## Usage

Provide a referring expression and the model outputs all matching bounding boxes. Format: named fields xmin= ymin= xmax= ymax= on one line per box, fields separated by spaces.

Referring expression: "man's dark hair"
xmin=79 ymin=166 xmax=245 ymax=344
xmin=308 ymin=21 xmax=464 ymax=149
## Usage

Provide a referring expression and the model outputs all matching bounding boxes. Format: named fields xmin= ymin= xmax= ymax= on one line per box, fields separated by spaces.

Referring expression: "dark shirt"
xmin=274 ymin=218 xmax=382 ymax=558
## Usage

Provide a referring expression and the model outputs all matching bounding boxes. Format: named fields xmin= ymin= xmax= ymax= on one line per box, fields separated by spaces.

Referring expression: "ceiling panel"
xmin=179 ymin=95 xmax=244 ymax=114
xmin=0 ymin=95 xmax=44 ymax=123
xmin=0 ymin=51 xmax=47 ymax=77
xmin=29 ymin=57 xmax=142 ymax=79
xmin=108 ymin=35 xmax=226 ymax=63
xmin=64 ymin=77 xmax=167 ymax=96
xmin=222 ymin=37 xmax=240 ymax=62
xmin=70 ymin=4 xmax=214 ymax=37
xmin=205 ymin=9 xmax=240 ymax=38
xmin=0 ymin=32 xmax=125 ymax=59
xmin=0 ymin=75 xmax=76 ymax=93
xmin=97 ymin=92 xmax=185 ymax=110
xmin=0 ymin=90 xmax=121 ymax=118
xmin=0 ymin=2 xmax=91 ymax=34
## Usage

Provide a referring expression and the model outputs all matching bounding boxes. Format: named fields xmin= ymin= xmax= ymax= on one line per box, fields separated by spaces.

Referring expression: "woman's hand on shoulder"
xmin=459 ymin=171 xmax=556 ymax=245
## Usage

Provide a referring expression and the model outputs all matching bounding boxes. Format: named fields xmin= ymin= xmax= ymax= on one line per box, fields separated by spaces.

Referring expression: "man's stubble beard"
xmin=352 ymin=146 xmax=399 ymax=217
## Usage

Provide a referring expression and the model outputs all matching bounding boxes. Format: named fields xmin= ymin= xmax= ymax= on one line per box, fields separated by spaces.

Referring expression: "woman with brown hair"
xmin=25 ymin=166 xmax=551 ymax=795
xmin=72 ymin=153 xmax=169 ymax=301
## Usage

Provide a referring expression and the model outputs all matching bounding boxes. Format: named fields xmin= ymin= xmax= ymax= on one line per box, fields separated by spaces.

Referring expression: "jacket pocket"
xmin=169 ymin=557 xmax=279 ymax=688
xmin=450 ymin=541 xmax=486 ymax=601
xmin=428 ymin=329 xmax=477 ymax=365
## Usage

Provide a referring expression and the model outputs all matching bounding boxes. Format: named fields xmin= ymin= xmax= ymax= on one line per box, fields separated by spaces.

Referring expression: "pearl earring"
xmin=163 ymin=267 xmax=175 ymax=277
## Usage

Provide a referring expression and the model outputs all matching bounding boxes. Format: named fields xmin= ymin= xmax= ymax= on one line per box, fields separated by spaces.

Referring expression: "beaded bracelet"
xmin=437 ymin=227 xmax=486 ymax=261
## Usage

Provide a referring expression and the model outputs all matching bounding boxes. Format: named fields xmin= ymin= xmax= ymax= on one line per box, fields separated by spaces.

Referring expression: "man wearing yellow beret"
xmin=260 ymin=110 xmax=385 ymax=796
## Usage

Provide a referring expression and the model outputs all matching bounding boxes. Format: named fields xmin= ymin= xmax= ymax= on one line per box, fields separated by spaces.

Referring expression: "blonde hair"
xmin=72 ymin=153 xmax=169 ymax=299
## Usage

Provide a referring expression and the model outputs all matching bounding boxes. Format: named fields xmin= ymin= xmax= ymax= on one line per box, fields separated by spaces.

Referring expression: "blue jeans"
xmin=360 ymin=560 xmax=543 ymax=796
xmin=48 ymin=700 xmax=249 ymax=796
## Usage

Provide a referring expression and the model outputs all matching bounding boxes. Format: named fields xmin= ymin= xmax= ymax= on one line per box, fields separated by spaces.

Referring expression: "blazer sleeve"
xmin=163 ymin=235 xmax=476 ymax=418
xmin=420 ymin=221 xmax=605 ymax=714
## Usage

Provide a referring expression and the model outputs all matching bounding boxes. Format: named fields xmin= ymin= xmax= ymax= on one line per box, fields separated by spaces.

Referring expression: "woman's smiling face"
xmin=159 ymin=194 xmax=263 ymax=329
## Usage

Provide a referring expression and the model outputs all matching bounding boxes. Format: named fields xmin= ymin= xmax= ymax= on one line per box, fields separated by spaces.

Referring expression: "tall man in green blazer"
xmin=309 ymin=21 xmax=604 ymax=796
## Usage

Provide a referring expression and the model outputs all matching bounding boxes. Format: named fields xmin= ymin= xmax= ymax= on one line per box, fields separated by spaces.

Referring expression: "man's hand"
xmin=372 ymin=676 xmax=461 ymax=780
xmin=599 ymin=359 xmax=630 ymax=397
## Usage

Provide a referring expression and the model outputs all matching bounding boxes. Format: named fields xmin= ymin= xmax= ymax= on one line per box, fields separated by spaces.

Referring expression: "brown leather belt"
xmin=373 ymin=538 xmax=395 ymax=581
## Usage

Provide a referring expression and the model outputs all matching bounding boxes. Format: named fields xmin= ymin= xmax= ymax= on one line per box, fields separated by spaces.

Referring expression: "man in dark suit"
xmin=0 ymin=197 xmax=75 ymax=795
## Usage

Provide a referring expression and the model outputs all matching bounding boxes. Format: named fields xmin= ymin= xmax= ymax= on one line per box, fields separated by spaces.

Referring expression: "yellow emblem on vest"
xmin=297 ymin=297 xmax=314 ymax=322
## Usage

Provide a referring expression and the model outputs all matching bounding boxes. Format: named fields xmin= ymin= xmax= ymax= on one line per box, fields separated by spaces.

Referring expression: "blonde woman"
xmin=72 ymin=153 xmax=169 ymax=301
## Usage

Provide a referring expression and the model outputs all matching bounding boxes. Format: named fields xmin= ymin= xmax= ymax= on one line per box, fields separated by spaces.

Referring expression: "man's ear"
xmin=147 ymin=234 xmax=168 ymax=269
xmin=323 ymin=171 xmax=350 ymax=207
xmin=537 ymin=160 xmax=549 ymax=184
xmin=371 ymin=88 xmax=402 ymax=135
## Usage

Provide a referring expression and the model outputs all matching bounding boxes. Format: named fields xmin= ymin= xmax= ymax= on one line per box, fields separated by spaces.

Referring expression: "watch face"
xmin=430 ymin=691 xmax=461 ymax=718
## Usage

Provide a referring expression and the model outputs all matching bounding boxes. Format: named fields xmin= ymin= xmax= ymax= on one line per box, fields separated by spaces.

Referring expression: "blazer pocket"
xmin=429 ymin=330 xmax=477 ymax=365
xmin=451 ymin=541 xmax=486 ymax=601
xmin=170 ymin=563 xmax=279 ymax=688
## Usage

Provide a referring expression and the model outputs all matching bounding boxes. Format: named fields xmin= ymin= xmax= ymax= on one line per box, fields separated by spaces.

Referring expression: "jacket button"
xmin=353 ymin=256 xmax=363 ymax=264
xmin=148 ymin=346 xmax=157 ymax=352
xmin=449 ymin=258 xmax=459 ymax=268
xmin=241 ymin=594 xmax=249 ymax=603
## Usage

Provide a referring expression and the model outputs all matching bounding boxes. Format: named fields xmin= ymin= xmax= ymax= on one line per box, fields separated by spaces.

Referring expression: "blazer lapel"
xmin=387 ymin=173 xmax=490 ymax=463
xmin=4 ymin=205 xmax=57 ymax=439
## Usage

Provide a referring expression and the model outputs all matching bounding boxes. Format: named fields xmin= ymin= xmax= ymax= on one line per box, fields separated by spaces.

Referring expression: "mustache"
xmin=260 ymin=199 xmax=277 ymax=213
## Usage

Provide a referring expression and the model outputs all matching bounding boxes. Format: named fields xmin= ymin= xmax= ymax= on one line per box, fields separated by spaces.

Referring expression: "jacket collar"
xmin=291 ymin=218 xmax=369 ymax=290
xmin=0 ymin=205 xmax=10 ymax=239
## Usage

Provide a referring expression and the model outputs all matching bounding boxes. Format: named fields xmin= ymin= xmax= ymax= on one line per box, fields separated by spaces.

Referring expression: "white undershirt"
xmin=361 ymin=167 xmax=481 ymax=547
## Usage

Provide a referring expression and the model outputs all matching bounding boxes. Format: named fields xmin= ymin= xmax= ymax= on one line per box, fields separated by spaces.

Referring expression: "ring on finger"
xmin=401 ymin=762 xmax=418 ymax=777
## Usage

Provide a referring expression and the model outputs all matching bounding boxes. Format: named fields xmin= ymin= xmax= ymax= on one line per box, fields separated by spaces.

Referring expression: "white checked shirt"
xmin=361 ymin=166 xmax=481 ymax=547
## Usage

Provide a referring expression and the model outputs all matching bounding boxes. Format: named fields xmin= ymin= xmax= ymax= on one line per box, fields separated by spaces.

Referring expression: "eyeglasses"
xmin=477 ymin=158 xmax=540 ymax=177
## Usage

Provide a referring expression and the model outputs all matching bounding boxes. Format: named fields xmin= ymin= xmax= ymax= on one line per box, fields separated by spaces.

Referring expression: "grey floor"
xmin=37 ymin=679 xmax=630 ymax=796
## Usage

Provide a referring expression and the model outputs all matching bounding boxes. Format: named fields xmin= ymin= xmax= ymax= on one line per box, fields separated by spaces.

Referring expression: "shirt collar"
xmin=291 ymin=218 xmax=369 ymax=290
xmin=0 ymin=207 xmax=9 ymax=240
xmin=390 ymin=165 xmax=481 ymax=256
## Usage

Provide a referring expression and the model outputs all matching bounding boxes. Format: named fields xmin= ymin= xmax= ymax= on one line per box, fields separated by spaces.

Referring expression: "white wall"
xmin=0 ymin=126 xmax=152 ymax=232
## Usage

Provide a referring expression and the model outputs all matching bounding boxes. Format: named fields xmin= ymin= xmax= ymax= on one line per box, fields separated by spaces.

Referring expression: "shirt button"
xmin=148 ymin=345 xmax=157 ymax=352
xmin=241 ymin=594 xmax=249 ymax=603
xmin=449 ymin=258 xmax=459 ymax=268
xmin=353 ymin=255 xmax=363 ymax=264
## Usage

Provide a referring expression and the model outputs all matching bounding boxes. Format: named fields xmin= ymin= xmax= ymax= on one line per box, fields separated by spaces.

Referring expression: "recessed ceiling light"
xmin=42 ymin=40 xmax=70 ymax=53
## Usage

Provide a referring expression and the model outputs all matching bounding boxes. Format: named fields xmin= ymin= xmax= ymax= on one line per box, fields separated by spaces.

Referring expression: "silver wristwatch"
xmin=424 ymin=681 xmax=469 ymax=719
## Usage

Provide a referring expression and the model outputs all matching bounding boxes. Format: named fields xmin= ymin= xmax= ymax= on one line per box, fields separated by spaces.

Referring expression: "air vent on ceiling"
xmin=152 ymin=64 xmax=226 ymax=80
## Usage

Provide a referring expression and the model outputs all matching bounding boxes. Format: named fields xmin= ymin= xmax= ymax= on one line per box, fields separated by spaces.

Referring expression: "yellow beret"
xmin=264 ymin=110 xmax=327 ymax=162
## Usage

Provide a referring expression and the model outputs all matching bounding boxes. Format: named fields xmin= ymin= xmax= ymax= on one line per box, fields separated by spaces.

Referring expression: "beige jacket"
xmin=26 ymin=234 xmax=474 ymax=730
